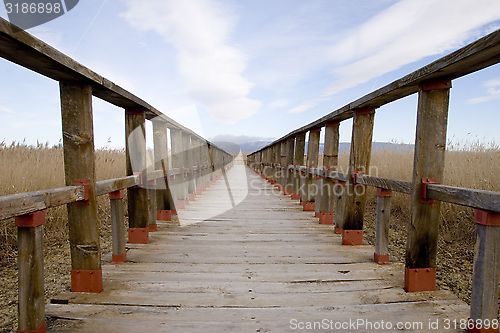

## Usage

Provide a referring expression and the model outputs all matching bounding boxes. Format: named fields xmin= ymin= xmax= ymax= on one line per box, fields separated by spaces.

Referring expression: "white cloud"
xmin=267 ymin=99 xmax=290 ymax=110
xmin=467 ymin=78 xmax=500 ymax=104
xmin=291 ymin=0 xmax=500 ymax=113
xmin=121 ymin=0 xmax=260 ymax=123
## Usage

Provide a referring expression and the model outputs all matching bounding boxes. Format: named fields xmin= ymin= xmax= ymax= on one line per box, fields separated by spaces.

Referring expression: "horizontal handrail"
xmin=0 ymin=18 xmax=226 ymax=154
xmin=252 ymin=29 xmax=500 ymax=152
xmin=257 ymin=162 xmax=500 ymax=213
xmin=0 ymin=185 xmax=85 ymax=220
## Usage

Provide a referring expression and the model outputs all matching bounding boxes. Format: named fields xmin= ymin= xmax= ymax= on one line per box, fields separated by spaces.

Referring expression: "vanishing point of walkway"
xmin=47 ymin=162 xmax=469 ymax=332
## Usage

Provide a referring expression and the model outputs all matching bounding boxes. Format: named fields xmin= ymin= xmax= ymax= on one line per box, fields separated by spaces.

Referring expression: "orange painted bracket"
xmin=74 ymin=179 xmax=91 ymax=202
xmin=109 ymin=190 xmax=124 ymax=200
xmin=157 ymin=210 xmax=173 ymax=221
xmin=420 ymin=177 xmax=438 ymax=204
xmin=467 ymin=324 xmax=499 ymax=333
xmin=376 ymin=188 xmax=393 ymax=198
xmin=420 ymin=79 xmax=452 ymax=92
xmin=474 ymin=209 xmax=500 ymax=227
xmin=148 ymin=224 xmax=158 ymax=232
xmin=342 ymin=230 xmax=363 ymax=245
xmin=15 ymin=210 xmax=46 ymax=228
xmin=128 ymin=228 xmax=149 ymax=244
xmin=17 ymin=323 xmax=47 ymax=333
xmin=111 ymin=253 xmax=127 ymax=265
xmin=374 ymin=253 xmax=390 ymax=265
xmin=71 ymin=269 xmax=103 ymax=293
xmin=319 ymin=212 xmax=334 ymax=225
xmin=404 ymin=268 xmax=436 ymax=292
xmin=302 ymin=202 xmax=315 ymax=212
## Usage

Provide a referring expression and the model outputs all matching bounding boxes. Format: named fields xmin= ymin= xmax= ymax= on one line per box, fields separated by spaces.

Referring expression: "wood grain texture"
xmin=340 ymin=109 xmax=375 ymax=231
xmin=18 ymin=225 xmax=45 ymax=332
xmin=60 ymin=82 xmax=101 ymax=271
xmin=125 ymin=110 xmax=149 ymax=230
xmin=0 ymin=186 xmax=85 ymax=220
xmin=47 ymin=161 xmax=470 ymax=332
xmin=406 ymin=84 xmax=450 ymax=269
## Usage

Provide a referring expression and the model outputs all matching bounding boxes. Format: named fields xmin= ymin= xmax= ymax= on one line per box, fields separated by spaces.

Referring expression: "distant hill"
xmin=212 ymin=135 xmax=414 ymax=155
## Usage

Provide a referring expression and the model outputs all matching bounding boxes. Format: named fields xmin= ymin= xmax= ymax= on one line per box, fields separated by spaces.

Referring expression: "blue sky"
xmin=0 ymin=0 xmax=499 ymax=148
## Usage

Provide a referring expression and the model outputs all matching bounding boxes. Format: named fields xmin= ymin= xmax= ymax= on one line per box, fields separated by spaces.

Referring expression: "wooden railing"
xmin=247 ymin=29 xmax=500 ymax=331
xmin=0 ymin=18 xmax=233 ymax=333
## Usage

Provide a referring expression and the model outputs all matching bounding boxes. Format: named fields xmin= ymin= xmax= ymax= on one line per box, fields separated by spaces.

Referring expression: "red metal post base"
xmin=71 ymin=269 xmax=103 ymax=293
xmin=148 ymin=224 xmax=158 ymax=232
xmin=467 ymin=326 xmax=499 ymax=333
xmin=404 ymin=268 xmax=436 ymax=292
xmin=373 ymin=253 xmax=390 ymax=264
xmin=334 ymin=227 xmax=343 ymax=234
xmin=291 ymin=193 xmax=301 ymax=200
xmin=319 ymin=212 xmax=334 ymax=225
xmin=342 ymin=230 xmax=363 ymax=245
xmin=17 ymin=323 xmax=47 ymax=333
xmin=112 ymin=253 xmax=127 ymax=265
xmin=302 ymin=201 xmax=315 ymax=211
xmin=128 ymin=228 xmax=149 ymax=244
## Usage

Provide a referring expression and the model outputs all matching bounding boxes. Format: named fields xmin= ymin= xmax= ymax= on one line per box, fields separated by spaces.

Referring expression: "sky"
xmin=0 ymin=0 xmax=500 ymax=149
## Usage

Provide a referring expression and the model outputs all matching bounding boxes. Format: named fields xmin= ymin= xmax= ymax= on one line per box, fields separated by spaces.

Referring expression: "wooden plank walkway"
xmin=47 ymin=161 xmax=469 ymax=332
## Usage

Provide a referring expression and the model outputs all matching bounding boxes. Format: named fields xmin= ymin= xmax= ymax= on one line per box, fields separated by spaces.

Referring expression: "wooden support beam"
xmin=374 ymin=189 xmax=392 ymax=264
xmin=302 ymin=129 xmax=320 ymax=212
xmin=170 ymin=128 xmax=185 ymax=209
xmin=470 ymin=210 xmax=499 ymax=329
xmin=125 ymin=109 xmax=149 ymax=244
xmin=405 ymin=80 xmax=451 ymax=292
xmin=293 ymin=133 xmax=306 ymax=200
xmin=318 ymin=121 xmax=339 ymax=225
xmin=284 ymin=138 xmax=295 ymax=196
xmin=17 ymin=211 xmax=46 ymax=333
xmin=340 ymin=107 xmax=375 ymax=245
xmin=60 ymin=82 xmax=102 ymax=292
xmin=109 ymin=191 xmax=126 ymax=264
xmin=153 ymin=120 xmax=171 ymax=213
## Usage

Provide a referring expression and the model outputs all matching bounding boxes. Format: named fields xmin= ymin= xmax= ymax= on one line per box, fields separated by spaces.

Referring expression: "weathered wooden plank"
xmin=357 ymin=175 xmax=412 ymax=194
xmin=0 ymin=186 xmax=84 ymax=220
xmin=250 ymin=29 xmax=500 ymax=153
xmin=427 ymin=183 xmax=500 ymax=212
xmin=96 ymin=176 xmax=138 ymax=196
xmin=17 ymin=223 xmax=45 ymax=332
xmin=0 ymin=18 xmax=229 ymax=155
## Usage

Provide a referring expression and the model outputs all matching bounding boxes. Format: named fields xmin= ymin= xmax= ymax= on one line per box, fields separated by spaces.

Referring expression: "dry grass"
xmin=0 ymin=143 xmax=126 ymax=332
xmin=334 ymin=141 xmax=500 ymax=304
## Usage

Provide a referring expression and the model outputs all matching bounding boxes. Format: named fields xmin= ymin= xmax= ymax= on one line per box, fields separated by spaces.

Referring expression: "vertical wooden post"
xmin=170 ymin=128 xmax=185 ymax=210
xmin=153 ymin=120 xmax=174 ymax=221
xmin=17 ymin=211 xmax=46 ymax=333
xmin=279 ymin=141 xmax=288 ymax=192
xmin=125 ymin=109 xmax=149 ymax=244
xmin=293 ymin=133 xmax=306 ymax=200
xmin=318 ymin=121 xmax=339 ymax=225
xmin=340 ymin=107 xmax=375 ymax=246
xmin=374 ymin=188 xmax=392 ymax=264
xmin=284 ymin=138 xmax=295 ymax=196
xmin=302 ymin=129 xmax=320 ymax=212
xmin=60 ymin=82 xmax=102 ymax=292
xmin=470 ymin=210 xmax=499 ymax=331
xmin=405 ymin=80 xmax=451 ymax=292
xmin=109 ymin=190 xmax=126 ymax=264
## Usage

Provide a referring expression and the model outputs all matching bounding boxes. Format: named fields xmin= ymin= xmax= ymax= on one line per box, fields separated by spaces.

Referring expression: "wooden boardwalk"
xmin=47 ymin=162 xmax=469 ymax=332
